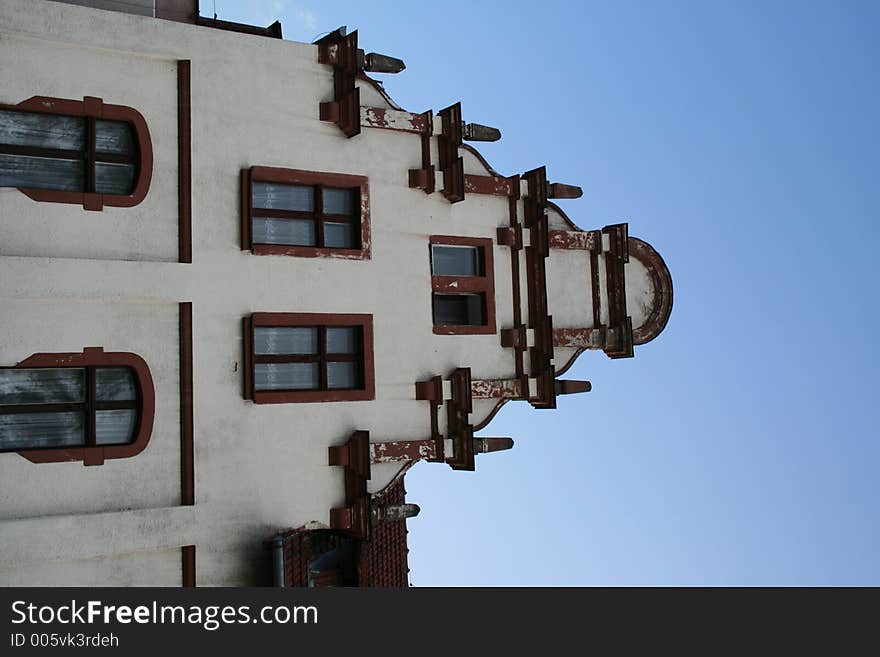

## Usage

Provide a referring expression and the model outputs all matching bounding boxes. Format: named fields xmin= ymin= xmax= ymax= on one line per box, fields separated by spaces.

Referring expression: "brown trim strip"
xmin=464 ymin=174 xmax=514 ymax=196
xmin=590 ymin=250 xmax=601 ymax=328
xmin=317 ymin=31 xmax=360 ymax=138
xmin=182 ymin=545 xmax=196 ymax=587
xmin=178 ymin=61 xmax=192 ymax=264
xmin=195 ymin=16 xmax=282 ymax=38
xmin=471 ymin=378 xmax=523 ymax=399
xmin=507 ymin=178 xmax=524 ymax=379
xmin=179 ymin=302 xmax=194 ymax=506
xmin=553 ymin=327 xmax=605 ymax=349
xmin=437 ymin=103 xmax=465 ymax=203
xmin=240 ymin=169 xmax=252 ymax=250
xmin=251 ymin=167 xmax=364 ymax=187
xmin=408 ymin=111 xmax=435 ymax=195
xmin=360 ymin=107 xmax=429 ymax=133
xmin=548 ymin=230 xmax=598 ymax=250
xmin=0 ymin=400 xmax=135 ymax=415
xmin=522 ymin=166 xmax=556 ymax=409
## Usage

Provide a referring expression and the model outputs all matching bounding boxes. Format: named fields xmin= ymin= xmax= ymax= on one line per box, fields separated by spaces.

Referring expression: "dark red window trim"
xmin=0 ymin=96 xmax=153 ymax=211
xmin=241 ymin=167 xmax=371 ymax=260
xmin=243 ymin=313 xmax=375 ymax=404
xmin=1 ymin=347 xmax=155 ymax=466
xmin=429 ymin=235 xmax=497 ymax=335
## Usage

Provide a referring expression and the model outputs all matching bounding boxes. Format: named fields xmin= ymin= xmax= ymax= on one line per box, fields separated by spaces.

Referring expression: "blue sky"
xmin=216 ymin=1 xmax=880 ymax=585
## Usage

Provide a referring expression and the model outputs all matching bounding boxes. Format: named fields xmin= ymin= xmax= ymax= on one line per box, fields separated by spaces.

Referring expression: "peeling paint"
xmin=360 ymin=107 xmax=426 ymax=133
xmin=369 ymin=439 xmax=437 ymax=464
xmin=464 ymin=174 xmax=513 ymax=196
xmin=553 ymin=327 xmax=604 ymax=349
xmin=471 ymin=378 xmax=522 ymax=399
xmin=548 ymin=230 xmax=596 ymax=251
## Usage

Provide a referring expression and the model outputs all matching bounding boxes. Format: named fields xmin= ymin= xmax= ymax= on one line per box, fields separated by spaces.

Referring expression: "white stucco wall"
xmin=0 ymin=0 xmax=549 ymax=585
xmin=546 ymin=249 xmax=593 ymax=330
xmin=624 ymin=256 xmax=656 ymax=334
xmin=0 ymin=33 xmax=178 ymax=261
xmin=0 ymin=299 xmax=180 ymax=520
xmin=0 ymin=549 xmax=182 ymax=587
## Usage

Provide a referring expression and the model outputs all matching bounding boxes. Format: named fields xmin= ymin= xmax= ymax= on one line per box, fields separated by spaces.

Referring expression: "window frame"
xmin=241 ymin=167 xmax=371 ymax=260
xmin=0 ymin=95 xmax=153 ymax=211
xmin=0 ymin=348 xmax=155 ymax=466
xmin=243 ymin=313 xmax=375 ymax=403
xmin=429 ymin=235 xmax=497 ymax=335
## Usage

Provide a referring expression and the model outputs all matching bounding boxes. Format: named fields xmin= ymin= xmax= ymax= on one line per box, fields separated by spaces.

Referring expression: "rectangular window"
xmin=429 ymin=236 xmax=496 ymax=335
xmin=242 ymin=167 xmax=370 ymax=259
xmin=244 ymin=313 xmax=375 ymax=403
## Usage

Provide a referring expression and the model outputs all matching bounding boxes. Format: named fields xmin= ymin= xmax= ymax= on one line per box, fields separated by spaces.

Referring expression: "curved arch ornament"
xmin=628 ymin=237 xmax=674 ymax=345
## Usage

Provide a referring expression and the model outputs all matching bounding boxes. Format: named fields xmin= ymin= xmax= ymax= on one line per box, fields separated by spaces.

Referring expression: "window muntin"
xmin=244 ymin=314 xmax=374 ymax=403
xmin=0 ymin=111 xmax=138 ymax=194
xmin=251 ymin=182 xmax=358 ymax=249
xmin=0 ymin=349 xmax=155 ymax=465
xmin=429 ymin=236 xmax=496 ymax=335
xmin=0 ymin=97 xmax=152 ymax=209
xmin=254 ymin=325 xmax=362 ymax=392
xmin=0 ymin=366 xmax=139 ymax=452
xmin=242 ymin=167 xmax=370 ymax=259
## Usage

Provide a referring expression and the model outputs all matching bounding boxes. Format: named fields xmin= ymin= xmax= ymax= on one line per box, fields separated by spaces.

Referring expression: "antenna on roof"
xmin=213 ymin=0 xmax=217 ymax=20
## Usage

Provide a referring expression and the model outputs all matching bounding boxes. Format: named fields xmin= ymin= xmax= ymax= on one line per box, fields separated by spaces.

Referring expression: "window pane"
xmin=432 ymin=245 xmax=481 ymax=276
xmin=324 ymin=222 xmax=354 ymax=249
xmin=252 ymin=182 xmax=314 ymax=211
xmin=95 ymin=162 xmax=135 ymax=194
xmin=95 ymin=409 xmax=137 ymax=445
xmin=0 ymin=368 xmax=84 ymax=405
xmin=255 ymin=363 xmax=319 ymax=391
xmin=0 ymin=154 xmax=83 ymax=191
xmin=0 ymin=110 xmax=84 ymax=151
xmin=326 ymin=327 xmax=358 ymax=354
xmin=254 ymin=327 xmax=317 ymax=355
xmin=433 ymin=294 xmax=485 ymax=326
xmin=95 ymin=120 xmax=134 ymax=157
xmin=323 ymin=188 xmax=355 ymax=215
xmin=0 ymin=411 xmax=84 ymax=449
xmin=95 ymin=368 xmax=136 ymax=402
xmin=252 ymin=217 xmax=316 ymax=246
xmin=327 ymin=362 xmax=358 ymax=389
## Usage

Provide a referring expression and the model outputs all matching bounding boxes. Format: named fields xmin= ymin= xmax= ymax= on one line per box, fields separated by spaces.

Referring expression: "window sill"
xmin=250 ymin=244 xmax=369 ymax=260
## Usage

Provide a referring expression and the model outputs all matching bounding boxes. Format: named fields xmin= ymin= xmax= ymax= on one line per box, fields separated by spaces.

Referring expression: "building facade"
xmin=0 ymin=0 xmax=672 ymax=586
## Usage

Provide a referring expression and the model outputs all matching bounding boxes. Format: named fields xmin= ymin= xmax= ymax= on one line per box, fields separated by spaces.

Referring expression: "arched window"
xmin=0 ymin=348 xmax=155 ymax=466
xmin=0 ymin=96 xmax=152 ymax=211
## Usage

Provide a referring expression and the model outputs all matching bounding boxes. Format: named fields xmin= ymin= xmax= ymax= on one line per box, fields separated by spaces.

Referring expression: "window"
xmin=241 ymin=167 xmax=370 ymax=259
xmin=0 ymin=348 xmax=155 ymax=466
xmin=430 ymin=236 xmax=496 ymax=334
xmin=243 ymin=313 xmax=375 ymax=403
xmin=0 ymin=96 xmax=152 ymax=210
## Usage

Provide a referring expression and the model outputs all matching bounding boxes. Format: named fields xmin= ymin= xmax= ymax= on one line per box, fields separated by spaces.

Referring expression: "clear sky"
xmin=215 ymin=0 xmax=880 ymax=585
